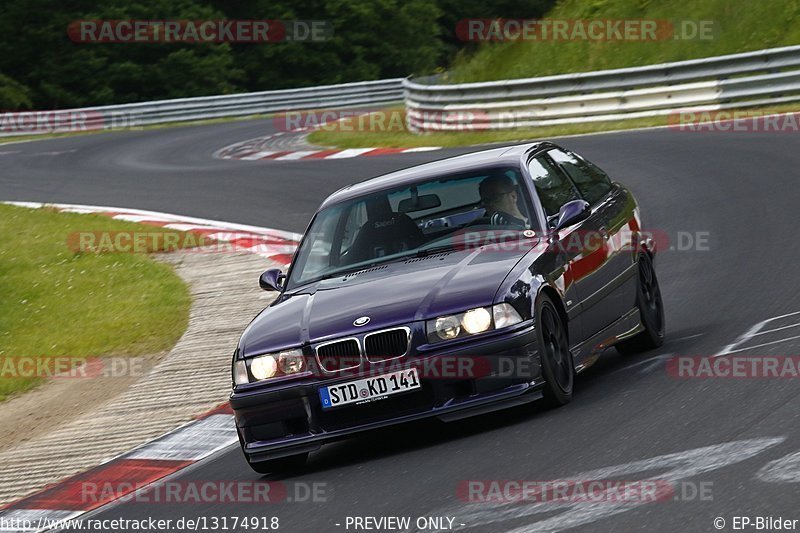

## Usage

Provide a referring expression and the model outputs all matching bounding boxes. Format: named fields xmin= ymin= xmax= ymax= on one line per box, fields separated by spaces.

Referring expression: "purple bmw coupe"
xmin=230 ymin=142 xmax=664 ymax=473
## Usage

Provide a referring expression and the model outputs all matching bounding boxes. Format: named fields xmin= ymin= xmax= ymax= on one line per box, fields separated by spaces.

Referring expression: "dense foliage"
xmin=0 ymin=0 xmax=553 ymax=110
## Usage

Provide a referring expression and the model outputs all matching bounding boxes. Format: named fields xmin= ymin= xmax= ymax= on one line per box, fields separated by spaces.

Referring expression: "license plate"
xmin=319 ymin=368 xmax=420 ymax=409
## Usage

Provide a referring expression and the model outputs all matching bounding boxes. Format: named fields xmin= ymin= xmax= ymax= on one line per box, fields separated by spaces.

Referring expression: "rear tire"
xmin=536 ymin=294 xmax=574 ymax=407
xmin=247 ymin=453 xmax=308 ymax=475
xmin=616 ymin=253 xmax=665 ymax=356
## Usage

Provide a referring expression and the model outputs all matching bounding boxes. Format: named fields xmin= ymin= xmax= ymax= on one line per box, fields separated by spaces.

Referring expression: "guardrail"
xmin=403 ymin=45 xmax=800 ymax=131
xmin=0 ymin=78 xmax=404 ymax=137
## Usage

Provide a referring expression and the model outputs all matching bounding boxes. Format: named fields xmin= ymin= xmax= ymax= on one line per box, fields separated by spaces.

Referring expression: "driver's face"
xmin=500 ymin=189 xmax=517 ymax=212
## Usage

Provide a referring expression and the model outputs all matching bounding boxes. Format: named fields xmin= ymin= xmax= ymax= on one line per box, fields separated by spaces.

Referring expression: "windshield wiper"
xmin=317 ymin=254 xmax=413 ymax=281
xmin=414 ymin=242 xmax=462 ymax=257
xmin=317 ymin=265 xmax=376 ymax=281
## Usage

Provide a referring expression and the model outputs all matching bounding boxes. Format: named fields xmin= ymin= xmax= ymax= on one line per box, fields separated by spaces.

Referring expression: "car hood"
xmin=239 ymin=245 xmax=534 ymax=357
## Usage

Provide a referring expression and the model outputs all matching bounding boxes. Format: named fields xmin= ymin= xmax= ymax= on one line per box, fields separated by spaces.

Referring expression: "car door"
xmin=547 ymin=148 xmax=638 ymax=332
xmin=526 ymin=154 xmax=593 ymax=347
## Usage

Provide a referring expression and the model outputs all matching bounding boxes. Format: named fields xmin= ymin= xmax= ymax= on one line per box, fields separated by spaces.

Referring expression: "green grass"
xmin=447 ymin=0 xmax=800 ymax=83
xmin=0 ymin=204 xmax=192 ymax=401
xmin=307 ymin=103 xmax=800 ymax=149
xmin=310 ymin=0 xmax=800 ymax=150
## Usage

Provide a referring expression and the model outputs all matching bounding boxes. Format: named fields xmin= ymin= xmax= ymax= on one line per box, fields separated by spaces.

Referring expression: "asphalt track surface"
xmin=3 ymin=119 xmax=800 ymax=532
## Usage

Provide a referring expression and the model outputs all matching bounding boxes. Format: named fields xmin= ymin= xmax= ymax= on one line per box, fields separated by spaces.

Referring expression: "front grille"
xmin=364 ymin=328 xmax=409 ymax=362
xmin=316 ymin=338 xmax=361 ymax=372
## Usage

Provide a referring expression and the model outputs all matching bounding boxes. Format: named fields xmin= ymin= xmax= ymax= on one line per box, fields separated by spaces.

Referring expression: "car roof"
xmin=319 ymin=141 xmax=548 ymax=208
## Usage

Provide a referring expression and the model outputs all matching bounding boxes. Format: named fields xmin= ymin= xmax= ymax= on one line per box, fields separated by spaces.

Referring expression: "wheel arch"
xmin=537 ymin=284 xmax=570 ymax=343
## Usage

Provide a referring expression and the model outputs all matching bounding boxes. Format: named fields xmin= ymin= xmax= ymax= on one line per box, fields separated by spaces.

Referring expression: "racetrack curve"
xmin=3 ymin=120 xmax=800 ymax=532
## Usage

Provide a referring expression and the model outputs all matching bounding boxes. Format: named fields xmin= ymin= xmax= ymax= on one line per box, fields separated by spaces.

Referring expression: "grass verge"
xmin=307 ymin=103 xmax=800 ymax=149
xmin=0 ymin=204 xmax=193 ymax=401
xmin=447 ymin=0 xmax=800 ymax=83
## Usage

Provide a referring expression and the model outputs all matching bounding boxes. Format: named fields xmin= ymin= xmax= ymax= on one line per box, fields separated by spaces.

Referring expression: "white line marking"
xmin=240 ymin=150 xmax=278 ymax=160
xmin=717 ymin=334 xmax=800 ymax=356
xmin=751 ymin=322 xmax=800 ymax=337
xmin=639 ymin=354 xmax=674 ymax=374
xmin=3 ymin=201 xmax=43 ymax=208
xmin=162 ymin=223 xmax=217 ymax=232
xmin=608 ymin=353 xmax=672 ymax=375
xmin=34 ymin=149 xmax=76 ymax=156
xmin=756 ymin=449 xmax=800 ymax=483
xmin=53 ymin=207 xmax=103 ymax=214
xmin=4 ymin=201 xmax=303 ymax=241
xmin=401 ymin=146 xmax=442 ymax=152
xmin=205 ymin=230 xmax=251 ymax=242
xmin=245 ymin=244 xmax=298 ymax=254
xmin=416 ymin=438 xmax=784 ymax=533
xmin=111 ymin=214 xmax=166 ymax=223
xmin=674 ymin=333 xmax=705 ymax=342
xmin=275 ymin=150 xmax=319 ymax=160
xmin=714 ymin=311 xmax=800 ymax=357
xmin=324 ymin=148 xmax=376 ymax=159
xmin=125 ymin=414 xmax=237 ymax=461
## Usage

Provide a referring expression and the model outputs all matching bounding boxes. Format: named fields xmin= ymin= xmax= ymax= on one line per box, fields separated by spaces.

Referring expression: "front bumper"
xmin=230 ymin=323 xmax=541 ymax=463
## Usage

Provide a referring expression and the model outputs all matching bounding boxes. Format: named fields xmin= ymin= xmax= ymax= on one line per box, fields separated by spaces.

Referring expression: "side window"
xmin=527 ymin=156 xmax=581 ymax=219
xmin=548 ymin=148 xmax=613 ymax=205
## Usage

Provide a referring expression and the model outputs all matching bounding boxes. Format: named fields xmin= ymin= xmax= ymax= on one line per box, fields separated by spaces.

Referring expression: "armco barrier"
xmin=0 ymin=78 xmax=404 ymax=137
xmin=403 ymin=46 xmax=800 ymax=131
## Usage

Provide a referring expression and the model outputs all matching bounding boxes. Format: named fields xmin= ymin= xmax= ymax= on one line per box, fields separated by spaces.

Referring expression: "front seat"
xmin=346 ymin=212 xmax=424 ymax=265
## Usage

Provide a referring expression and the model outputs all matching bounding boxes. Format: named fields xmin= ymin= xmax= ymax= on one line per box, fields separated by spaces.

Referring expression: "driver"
xmin=479 ymin=173 xmax=528 ymax=227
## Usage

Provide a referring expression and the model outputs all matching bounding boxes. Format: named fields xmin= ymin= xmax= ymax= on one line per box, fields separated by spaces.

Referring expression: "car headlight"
xmin=277 ymin=349 xmax=306 ymax=374
xmin=462 ymin=307 xmax=492 ymax=334
xmin=427 ymin=304 xmax=524 ymax=343
xmin=233 ymin=349 xmax=307 ymax=385
xmin=434 ymin=315 xmax=461 ymax=340
xmin=232 ymin=358 xmax=249 ymax=386
xmin=250 ymin=354 xmax=278 ymax=380
xmin=493 ymin=303 xmax=523 ymax=329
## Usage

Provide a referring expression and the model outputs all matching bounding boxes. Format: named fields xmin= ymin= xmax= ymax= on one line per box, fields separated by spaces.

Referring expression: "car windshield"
xmin=286 ymin=166 xmax=538 ymax=288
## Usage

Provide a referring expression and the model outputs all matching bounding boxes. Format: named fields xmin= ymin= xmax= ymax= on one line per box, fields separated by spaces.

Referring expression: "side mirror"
xmin=554 ymin=200 xmax=590 ymax=231
xmin=259 ymin=269 xmax=286 ymax=291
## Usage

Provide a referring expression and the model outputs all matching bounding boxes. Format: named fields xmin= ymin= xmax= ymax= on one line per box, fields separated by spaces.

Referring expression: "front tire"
xmin=616 ymin=253 xmax=665 ymax=356
xmin=537 ymin=294 xmax=574 ymax=407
